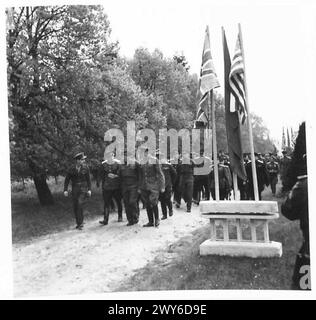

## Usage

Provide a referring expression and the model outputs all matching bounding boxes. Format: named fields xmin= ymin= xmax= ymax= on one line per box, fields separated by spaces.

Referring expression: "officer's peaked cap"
xmin=74 ymin=152 xmax=87 ymax=160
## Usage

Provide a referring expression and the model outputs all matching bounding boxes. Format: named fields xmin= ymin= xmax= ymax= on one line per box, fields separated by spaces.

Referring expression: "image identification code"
xmin=106 ymin=304 xmax=207 ymax=317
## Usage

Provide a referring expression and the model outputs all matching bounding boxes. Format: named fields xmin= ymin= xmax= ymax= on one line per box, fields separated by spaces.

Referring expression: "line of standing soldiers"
xmin=63 ymin=150 xmax=283 ymax=230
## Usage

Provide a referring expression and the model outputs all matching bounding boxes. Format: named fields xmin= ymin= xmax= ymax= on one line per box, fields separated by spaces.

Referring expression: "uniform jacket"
xmin=64 ymin=164 xmax=91 ymax=191
xmin=280 ymin=156 xmax=291 ymax=174
xmin=210 ymin=164 xmax=232 ymax=191
xmin=177 ymin=158 xmax=195 ymax=179
xmin=161 ymin=162 xmax=177 ymax=189
xmin=119 ymin=161 xmax=141 ymax=190
xmin=246 ymin=160 xmax=269 ymax=191
xmin=139 ymin=160 xmax=165 ymax=192
xmin=98 ymin=159 xmax=121 ymax=190
xmin=266 ymin=161 xmax=280 ymax=176
xmin=281 ymin=175 xmax=309 ymax=253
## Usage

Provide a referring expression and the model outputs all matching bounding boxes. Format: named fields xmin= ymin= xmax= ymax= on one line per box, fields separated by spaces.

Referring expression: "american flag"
xmin=196 ymin=26 xmax=220 ymax=124
xmin=229 ymin=31 xmax=247 ymax=124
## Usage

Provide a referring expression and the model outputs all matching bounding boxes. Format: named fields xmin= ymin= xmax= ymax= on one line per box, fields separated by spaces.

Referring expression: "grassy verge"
xmin=116 ymin=189 xmax=302 ymax=291
xmin=11 ymin=177 xmax=104 ymax=244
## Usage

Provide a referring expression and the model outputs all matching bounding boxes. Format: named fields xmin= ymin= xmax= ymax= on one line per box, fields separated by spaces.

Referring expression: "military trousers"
xmin=122 ymin=187 xmax=139 ymax=224
xmin=239 ymin=183 xmax=249 ymax=200
xmin=72 ymin=187 xmax=88 ymax=227
xmin=179 ymin=176 xmax=193 ymax=210
xmin=248 ymin=184 xmax=263 ymax=201
xmin=210 ymin=188 xmax=229 ymax=201
xmin=102 ymin=188 xmax=123 ymax=223
xmin=193 ymin=175 xmax=210 ymax=203
xmin=141 ymin=189 xmax=160 ymax=224
xmin=159 ymin=187 xmax=173 ymax=217
xmin=268 ymin=174 xmax=278 ymax=195
xmin=173 ymin=176 xmax=181 ymax=206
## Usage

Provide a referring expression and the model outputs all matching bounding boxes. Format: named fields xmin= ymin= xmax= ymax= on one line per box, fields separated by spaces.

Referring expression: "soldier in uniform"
xmin=210 ymin=156 xmax=232 ymax=200
xmin=98 ymin=152 xmax=123 ymax=225
xmin=119 ymin=152 xmax=141 ymax=226
xmin=281 ymin=155 xmax=309 ymax=290
xmin=237 ymin=153 xmax=250 ymax=200
xmin=177 ymin=151 xmax=196 ymax=212
xmin=193 ymin=153 xmax=211 ymax=204
xmin=171 ymin=151 xmax=181 ymax=208
xmin=159 ymin=154 xmax=177 ymax=220
xmin=280 ymin=150 xmax=292 ymax=184
xmin=64 ymin=152 xmax=91 ymax=230
xmin=245 ymin=152 xmax=269 ymax=200
xmin=266 ymin=156 xmax=280 ymax=196
xmin=139 ymin=149 xmax=165 ymax=227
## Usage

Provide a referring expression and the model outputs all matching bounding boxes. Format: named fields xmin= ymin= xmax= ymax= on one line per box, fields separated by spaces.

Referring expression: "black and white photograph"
xmin=1 ymin=0 xmax=315 ymax=300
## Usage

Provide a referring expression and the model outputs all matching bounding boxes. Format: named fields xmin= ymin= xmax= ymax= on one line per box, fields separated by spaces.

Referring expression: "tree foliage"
xmin=127 ymin=48 xmax=198 ymax=130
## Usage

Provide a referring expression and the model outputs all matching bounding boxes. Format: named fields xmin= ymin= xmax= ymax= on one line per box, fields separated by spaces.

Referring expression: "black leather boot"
xmin=153 ymin=206 xmax=160 ymax=227
xmin=143 ymin=207 xmax=154 ymax=227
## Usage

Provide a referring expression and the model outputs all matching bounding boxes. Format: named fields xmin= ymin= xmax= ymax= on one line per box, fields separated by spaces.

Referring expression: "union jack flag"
xmin=196 ymin=26 xmax=220 ymax=124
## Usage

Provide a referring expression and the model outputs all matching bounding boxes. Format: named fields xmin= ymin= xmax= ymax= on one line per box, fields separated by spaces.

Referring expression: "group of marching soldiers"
xmin=63 ymin=149 xmax=291 ymax=230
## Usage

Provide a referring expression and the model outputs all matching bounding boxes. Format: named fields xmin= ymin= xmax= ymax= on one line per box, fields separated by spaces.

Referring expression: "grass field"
xmin=11 ymin=178 xmax=302 ymax=290
xmin=11 ymin=177 xmax=104 ymax=244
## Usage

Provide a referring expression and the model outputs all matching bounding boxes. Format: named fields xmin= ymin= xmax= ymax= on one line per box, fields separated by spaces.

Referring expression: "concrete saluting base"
xmin=199 ymin=240 xmax=282 ymax=258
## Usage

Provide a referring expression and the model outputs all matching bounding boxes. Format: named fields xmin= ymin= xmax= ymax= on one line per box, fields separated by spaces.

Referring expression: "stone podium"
xmin=199 ymin=201 xmax=282 ymax=258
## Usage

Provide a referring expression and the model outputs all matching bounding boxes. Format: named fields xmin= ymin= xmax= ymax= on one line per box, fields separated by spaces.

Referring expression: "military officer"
xmin=98 ymin=152 xmax=123 ymax=226
xmin=266 ymin=156 xmax=280 ymax=196
xmin=281 ymin=158 xmax=309 ymax=290
xmin=159 ymin=154 xmax=177 ymax=220
xmin=170 ymin=151 xmax=181 ymax=208
xmin=177 ymin=150 xmax=195 ymax=212
xmin=280 ymin=150 xmax=292 ymax=183
xmin=210 ymin=156 xmax=232 ymax=200
xmin=139 ymin=149 xmax=165 ymax=227
xmin=119 ymin=152 xmax=141 ymax=226
xmin=245 ymin=152 xmax=269 ymax=200
xmin=193 ymin=153 xmax=211 ymax=205
xmin=64 ymin=152 xmax=91 ymax=230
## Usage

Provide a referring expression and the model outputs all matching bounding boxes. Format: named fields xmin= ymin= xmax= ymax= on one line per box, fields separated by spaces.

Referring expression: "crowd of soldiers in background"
xmin=63 ymin=149 xmax=292 ymax=230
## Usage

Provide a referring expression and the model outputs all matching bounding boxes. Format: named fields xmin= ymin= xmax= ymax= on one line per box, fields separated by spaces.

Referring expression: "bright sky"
xmin=98 ymin=0 xmax=316 ymax=146
xmin=3 ymin=0 xmax=316 ymax=146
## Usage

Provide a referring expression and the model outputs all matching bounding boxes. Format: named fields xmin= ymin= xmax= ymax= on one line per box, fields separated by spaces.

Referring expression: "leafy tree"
xmin=240 ymin=113 xmax=275 ymax=154
xmin=173 ymin=53 xmax=190 ymax=71
xmin=128 ymin=48 xmax=198 ymax=130
xmin=7 ymin=5 xmax=119 ymax=205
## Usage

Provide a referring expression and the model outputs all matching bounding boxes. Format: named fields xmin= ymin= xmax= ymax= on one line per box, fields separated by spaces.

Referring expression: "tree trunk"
xmin=33 ymin=173 xmax=54 ymax=206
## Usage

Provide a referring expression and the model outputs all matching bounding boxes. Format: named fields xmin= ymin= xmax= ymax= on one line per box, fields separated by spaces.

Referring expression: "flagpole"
xmin=238 ymin=23 xmax=259 ymax=202
xmin=210 ymin=90 xmax=220 ymax=201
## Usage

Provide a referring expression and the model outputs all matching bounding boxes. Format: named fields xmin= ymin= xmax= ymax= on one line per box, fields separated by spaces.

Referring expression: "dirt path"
xmin=13 ymin=205 xmax=208 ymax=297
